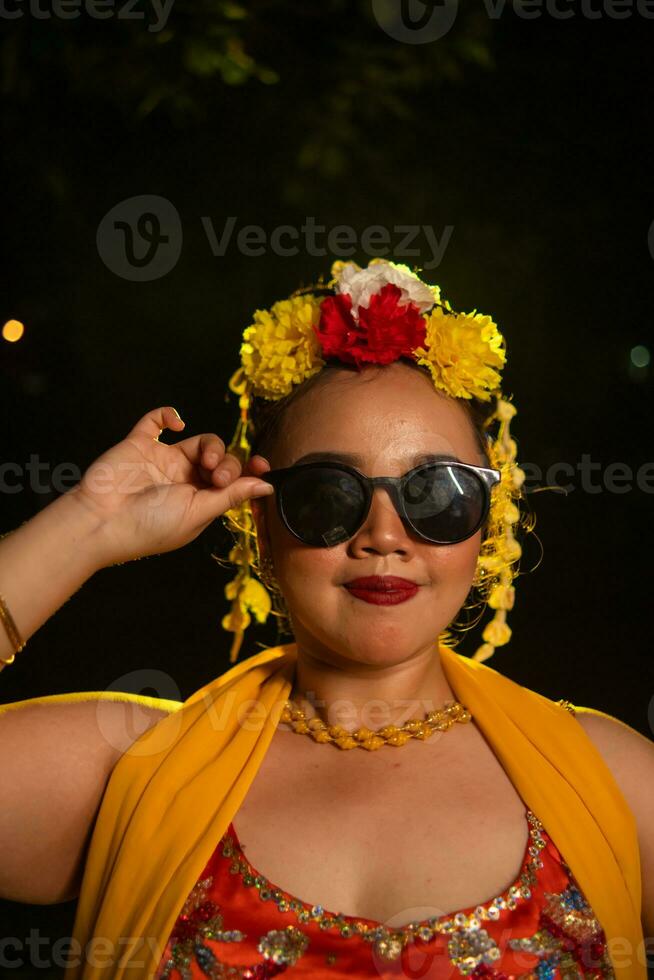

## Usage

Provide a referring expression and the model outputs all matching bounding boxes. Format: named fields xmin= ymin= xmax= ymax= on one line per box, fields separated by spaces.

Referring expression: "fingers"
xmin=243 ymin=455 xmax=272 ymax=478
xmin=127 ymin=406 xmax=186 ymax=441
xmin=192 ymin=475 xmax=274 ymax=529
xmin=198 ymin=435 xmax=239 ymax=487
xmin=173 ymin=432 xmax=231 ymax=486
xmin=131 ymin=409 xmax=272 ymax=490
xmin=175 ymin=430 xmax=271 ymax=489
xmin=210 ymin=451 xmax=271 ymax=488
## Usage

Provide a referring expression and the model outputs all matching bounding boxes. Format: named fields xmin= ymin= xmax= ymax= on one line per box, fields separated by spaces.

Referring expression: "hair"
xmin=249 ymin=357 xmax=493 ymax=468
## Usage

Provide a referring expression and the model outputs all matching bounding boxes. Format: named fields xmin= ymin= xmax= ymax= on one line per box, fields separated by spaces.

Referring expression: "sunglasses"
xmin=260 ymin=460 xmax=501 ymax=547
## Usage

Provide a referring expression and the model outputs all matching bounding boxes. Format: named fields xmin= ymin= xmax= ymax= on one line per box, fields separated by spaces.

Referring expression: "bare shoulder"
xmin=0 ymin=691 xmax=181 ymax=768
xmin=573 ymin=705 xmax=654 ymax=811
xmin=573 ymin=704 xmax=654 ymax=932
xmin=573 ymin=705 xmax=654 ymax=775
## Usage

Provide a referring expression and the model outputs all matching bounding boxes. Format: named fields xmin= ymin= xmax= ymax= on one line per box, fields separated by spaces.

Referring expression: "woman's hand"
xmin=68 ymin=406 xmax=273 ymax=568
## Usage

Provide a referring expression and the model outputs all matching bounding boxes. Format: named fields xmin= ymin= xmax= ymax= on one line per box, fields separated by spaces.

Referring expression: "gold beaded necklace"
xmin=279 ymin=698 xmax=472 ymax=750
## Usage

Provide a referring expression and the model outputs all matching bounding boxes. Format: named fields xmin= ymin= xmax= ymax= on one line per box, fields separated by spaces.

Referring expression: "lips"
xmin=343 ymin=575 xmax=420 ymax=606
xmin=344 ymin=576 xmax=418 ymax=591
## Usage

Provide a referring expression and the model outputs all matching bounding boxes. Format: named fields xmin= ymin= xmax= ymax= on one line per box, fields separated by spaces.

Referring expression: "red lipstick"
xmin=343 ymin=575 xmax=419 ymax=605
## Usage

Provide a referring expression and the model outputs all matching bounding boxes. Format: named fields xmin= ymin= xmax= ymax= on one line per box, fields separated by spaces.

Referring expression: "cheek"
xmin=277 ymin=543 xmax=344 ymax=598
xmin=420 ymin=534 xmax=481 ymax=603
xmin=266 ymin=507 xmax=343 ymax=595
xmin=424 ymin=534 xmax=481 ymax=576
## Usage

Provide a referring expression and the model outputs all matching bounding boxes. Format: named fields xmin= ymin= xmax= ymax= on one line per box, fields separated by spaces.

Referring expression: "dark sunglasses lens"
xmin=403 ymin=465 xmax=487 ymax=542
xmin=279 ymin=467 xmax=367 ymax=546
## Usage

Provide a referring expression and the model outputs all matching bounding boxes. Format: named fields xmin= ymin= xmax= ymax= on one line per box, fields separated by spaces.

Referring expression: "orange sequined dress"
xmin=154 ymin=807 xmax=615 ymax=979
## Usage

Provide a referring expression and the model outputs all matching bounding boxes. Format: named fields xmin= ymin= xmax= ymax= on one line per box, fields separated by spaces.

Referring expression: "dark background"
xmin=1 ymin=2 xmax=653 ymax=974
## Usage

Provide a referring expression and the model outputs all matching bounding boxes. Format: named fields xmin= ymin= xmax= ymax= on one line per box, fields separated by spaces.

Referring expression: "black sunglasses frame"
xmin=260 ymin=460 xmax=502 ymax=547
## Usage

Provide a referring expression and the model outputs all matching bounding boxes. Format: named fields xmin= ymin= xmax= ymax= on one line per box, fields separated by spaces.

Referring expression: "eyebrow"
xmin=292 ymin=451 xmax=463 ymax=466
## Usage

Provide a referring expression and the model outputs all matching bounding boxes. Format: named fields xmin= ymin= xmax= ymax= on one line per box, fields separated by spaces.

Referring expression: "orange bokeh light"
xmin=2 ymin=319 xmax=25 ymax=342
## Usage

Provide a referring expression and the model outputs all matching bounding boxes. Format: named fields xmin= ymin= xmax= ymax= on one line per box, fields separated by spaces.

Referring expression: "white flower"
xmin=334 ymin=259 xmax=437 ymax=322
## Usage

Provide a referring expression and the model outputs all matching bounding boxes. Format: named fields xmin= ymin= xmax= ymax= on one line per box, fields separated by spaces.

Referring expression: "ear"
xmin=250 ymin=497 xmax=272 ymax=562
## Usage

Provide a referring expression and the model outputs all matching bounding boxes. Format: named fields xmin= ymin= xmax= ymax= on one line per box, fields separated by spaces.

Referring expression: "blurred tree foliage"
xmin=1 ymin=0 xmax=493 ymax=198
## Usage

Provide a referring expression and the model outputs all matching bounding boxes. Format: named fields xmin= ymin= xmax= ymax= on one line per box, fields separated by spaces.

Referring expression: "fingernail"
xmin=172 ymin=407 xmax=183 ymax=422
xmin=253 ymin=484 xmax=274 ymax=496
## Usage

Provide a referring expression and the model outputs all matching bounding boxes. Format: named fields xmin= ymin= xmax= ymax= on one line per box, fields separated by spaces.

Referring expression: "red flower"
xmin=315 ymin=283 xmax=427 ymax=368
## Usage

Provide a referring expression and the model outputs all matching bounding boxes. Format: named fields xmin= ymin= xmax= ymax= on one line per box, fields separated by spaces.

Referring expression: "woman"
xmin=0 ymin=259 xmax=651 ymax=979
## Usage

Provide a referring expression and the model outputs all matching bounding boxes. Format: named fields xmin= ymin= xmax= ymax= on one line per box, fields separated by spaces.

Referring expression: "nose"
xmin=347 ymin=485 xmax=413 ymax=557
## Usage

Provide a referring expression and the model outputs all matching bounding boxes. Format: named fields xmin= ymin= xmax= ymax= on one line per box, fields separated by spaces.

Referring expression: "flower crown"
xmin=216 ymin=258 xmax=529 ymax=665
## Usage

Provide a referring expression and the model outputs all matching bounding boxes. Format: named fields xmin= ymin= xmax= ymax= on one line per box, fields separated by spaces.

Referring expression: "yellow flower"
xmin=224 ymin=574 xmax=271 ymax=623
xmin=492 ymin=497 xmax=521 ymax=525
xmin=512 ymin=466 xmax=526 ymax=490
xmin=228 ymin=542 xmax=248 ymax=565
xmin=477 ymin=553 xmax=504 ymax=574
xmin=241 ymin=295 xmax=325 ymax=399
xmin=496 ymin=398 xmax=517 ymax=422
xmin=482 ymin=619 xmax=512 ymax=646
xmin=413 ymin=305 xmax=506 ymax=401
xmin=488 ymin=584 xmax=515 ymax=610
xmin=240 ymin=576 xmax=272 ymax=623
xmin=221 ymin=604 xmax=251 ymax=634
xmin=474 ymin=642 xmax=496 ymax=663
xmin=500 ymin=537 xmax=522 ymax=562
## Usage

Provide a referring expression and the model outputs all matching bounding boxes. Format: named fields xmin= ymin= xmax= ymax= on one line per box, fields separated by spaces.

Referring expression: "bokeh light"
xmin=2 ymin=319 xmax=24 ymax=342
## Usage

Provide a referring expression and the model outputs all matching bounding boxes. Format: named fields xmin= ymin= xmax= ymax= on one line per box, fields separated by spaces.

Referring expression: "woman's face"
xmin=252 ymin=361 xmax=486 ymax=669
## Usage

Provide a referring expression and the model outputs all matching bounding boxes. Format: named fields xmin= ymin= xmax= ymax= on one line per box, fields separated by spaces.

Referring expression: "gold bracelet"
xmin=0 ymin=592 xmax=26 ymax=666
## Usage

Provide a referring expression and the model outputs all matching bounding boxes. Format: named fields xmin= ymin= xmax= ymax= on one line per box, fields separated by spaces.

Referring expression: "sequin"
xmin=155 ymin=809 xmax=616 ymax=978
xmin=257 ymin=926 xmax=309 ymax=966
xmin=156 ymin=873 xmax=308 ymax=978
xmin=447 ymin=925 xmax=502 ymax=975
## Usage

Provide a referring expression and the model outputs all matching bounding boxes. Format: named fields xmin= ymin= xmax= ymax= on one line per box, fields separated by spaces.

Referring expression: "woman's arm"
xmin=0 ymin=489 xmax=105 ymax=666
xmin=0 ymin=405 xmax=273 ymax=905
xmin=575 ymin=708 xmax=654 ymax=935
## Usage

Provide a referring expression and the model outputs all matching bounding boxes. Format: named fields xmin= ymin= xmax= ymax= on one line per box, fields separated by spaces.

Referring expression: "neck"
xmin=284 ymin=636 xmax=459 ymax=732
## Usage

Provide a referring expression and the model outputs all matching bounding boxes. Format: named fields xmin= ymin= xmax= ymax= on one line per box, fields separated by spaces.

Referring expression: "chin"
xmin=327 ymin=620 xmax=433 ymax=668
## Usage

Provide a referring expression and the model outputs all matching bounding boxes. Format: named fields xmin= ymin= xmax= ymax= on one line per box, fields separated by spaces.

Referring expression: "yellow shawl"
xmin=9 ymin=641 xmax=643 ymax=977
